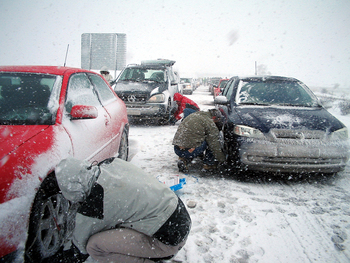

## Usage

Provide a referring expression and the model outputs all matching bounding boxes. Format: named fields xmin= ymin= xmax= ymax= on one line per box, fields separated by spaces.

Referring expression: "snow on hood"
xmin=55 ymin=158 xmax=99 ymax=203
xmin=234 ymin=106 xmax=345 ymax=133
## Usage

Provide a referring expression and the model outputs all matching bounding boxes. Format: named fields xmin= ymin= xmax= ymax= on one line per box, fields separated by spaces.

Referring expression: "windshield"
xmin=181 ymin=78 xmax=192 ymax=83
xmin=0 ymin=72 xmax=61 ymax=125
xmin=119 ymin=67 xmax=166 ymax=83
xmin=236 ymin=79 xmax=320 ymax=107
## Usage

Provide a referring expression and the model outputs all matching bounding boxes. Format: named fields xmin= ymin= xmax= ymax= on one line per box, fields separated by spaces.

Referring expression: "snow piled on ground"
xmin=87 ymin=85 xmax=350 ymax=263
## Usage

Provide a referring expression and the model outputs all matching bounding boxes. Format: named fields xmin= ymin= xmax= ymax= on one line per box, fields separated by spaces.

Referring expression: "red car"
xmin=213 ymin=79 xmax=229 ymax=98
xmin=0 ymin=66 xmax=129 ymax=262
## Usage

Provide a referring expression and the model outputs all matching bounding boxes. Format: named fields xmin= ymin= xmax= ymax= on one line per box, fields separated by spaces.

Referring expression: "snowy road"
xmin=126 ymin=85 xmax=350 ymax=263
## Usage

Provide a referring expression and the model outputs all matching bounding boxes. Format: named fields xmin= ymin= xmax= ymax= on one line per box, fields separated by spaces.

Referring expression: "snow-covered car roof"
xmin=0 ymin=65 xmax=94 ymax=75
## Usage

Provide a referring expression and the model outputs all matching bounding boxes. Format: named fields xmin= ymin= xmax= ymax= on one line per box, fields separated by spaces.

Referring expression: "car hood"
xmin=0 ymin=125 xmax=50 ymax=160
xmin=233 ymin=106 xmax=345 ymax=133
xmin=114 ymin=80 xmax=165 ymax=94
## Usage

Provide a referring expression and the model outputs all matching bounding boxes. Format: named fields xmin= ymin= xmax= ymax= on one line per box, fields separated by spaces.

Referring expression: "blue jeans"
xmin=183 ymin=108 xmax=197 ymax=119
xmin=174 ymin=141 xmax=215 ymax=165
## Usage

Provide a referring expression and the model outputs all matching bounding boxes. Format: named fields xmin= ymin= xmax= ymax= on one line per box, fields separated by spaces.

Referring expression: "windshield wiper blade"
xmin=239 ymin=102 xmax=270 ymax=106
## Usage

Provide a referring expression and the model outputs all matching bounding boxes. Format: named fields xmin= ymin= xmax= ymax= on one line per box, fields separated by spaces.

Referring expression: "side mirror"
xmin=70 ymin=105 xmax=98 ymax=119
xmin=171 ymin=80 xmax=178 ymax=85
xmin=214 ymin=95 xmax=229 ymax=105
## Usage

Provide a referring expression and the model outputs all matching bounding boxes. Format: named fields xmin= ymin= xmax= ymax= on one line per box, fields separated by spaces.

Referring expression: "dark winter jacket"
xmin=55 ymin=157 xmax=191 ymax=254
xmin=173 ymin=93 xmax=200 ymax=120
xmin=172 ymin=111 xmax=225 ymax=162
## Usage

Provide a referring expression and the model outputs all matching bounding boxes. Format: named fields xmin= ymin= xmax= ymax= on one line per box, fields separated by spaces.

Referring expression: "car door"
xmin=62 ymin=72 xmax=112 ymax=161
xmin=88 ymin=73 xmax=125 ymax=156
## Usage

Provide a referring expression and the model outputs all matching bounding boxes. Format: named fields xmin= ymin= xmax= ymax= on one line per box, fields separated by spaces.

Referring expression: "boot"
xmin=177 ymin=157 xmax=189 ymax=173
xmin=202 ymin=163 xmax=217 ymax=171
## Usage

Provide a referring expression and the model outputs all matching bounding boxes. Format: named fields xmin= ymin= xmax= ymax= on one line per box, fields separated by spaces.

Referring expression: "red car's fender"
xmin=0 ymin=125 xmax=72 ymax=259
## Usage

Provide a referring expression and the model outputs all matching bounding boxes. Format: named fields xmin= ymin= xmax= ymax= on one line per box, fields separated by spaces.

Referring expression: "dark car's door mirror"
xmin=70 ymin=105 xmax=98 ymax=119
xmin=214 ymin=95 xmax=229 ymax=105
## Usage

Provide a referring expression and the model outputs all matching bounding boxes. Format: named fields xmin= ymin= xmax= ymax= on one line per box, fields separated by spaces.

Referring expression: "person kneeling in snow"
xmin=170 ymin=92 xmax=200 ymax=123
xmin=172 ymin=109 xmax=226 ymax=172
xmin=55 ymin=157 xmax=191 ymax=263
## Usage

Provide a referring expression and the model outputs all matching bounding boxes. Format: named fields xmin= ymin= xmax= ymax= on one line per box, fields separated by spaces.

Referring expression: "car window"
xmin=88 ymin=73 xmax=117 ymax=105
xmin=119 ymin=67 xmax=166 ymax=83
xmin=181 ymin=78 xmax=192 ymax=83
xmin=0 ymin=73 xmax=58 ymax=125
xmin=219 ymin=80 xmax=228 ymax=89
xmin=146 ymin=69 xmax=165 ymax=82
xmin=223 ymin=79 xmax=235 ymax=100
xmin=66 ymin=73 xmax=100 ymax=112
xmin=237 ymin=80 xmax=320 ymax=106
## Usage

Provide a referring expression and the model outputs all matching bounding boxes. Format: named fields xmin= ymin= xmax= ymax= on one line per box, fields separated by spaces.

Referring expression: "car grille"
xmin=271 ymin=129 xmax=325 ymax=140
xmin=118 ymin=94 xmax=148 ymax=103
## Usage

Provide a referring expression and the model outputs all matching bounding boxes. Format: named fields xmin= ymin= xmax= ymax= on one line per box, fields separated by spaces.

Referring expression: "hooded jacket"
xmin=55 ymin=158 xmax=180 ymax=254
xmin=173 ymin=93 xmax=200 ymax=120
xmin=172 ymin=111 xmax=225 ymax=162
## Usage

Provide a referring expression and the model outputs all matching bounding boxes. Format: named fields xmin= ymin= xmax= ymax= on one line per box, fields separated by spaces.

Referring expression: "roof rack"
xmin=141 ymin=59 xmax=176 ymax=67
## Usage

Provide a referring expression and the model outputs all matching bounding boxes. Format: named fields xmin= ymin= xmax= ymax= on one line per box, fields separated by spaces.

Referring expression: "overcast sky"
xmin=1 ymin=0 xmax=350 ymax=88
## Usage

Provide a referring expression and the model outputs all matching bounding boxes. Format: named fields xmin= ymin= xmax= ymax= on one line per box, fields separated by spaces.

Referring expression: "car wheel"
xmin=118 ymin=128 xmax=129 ymax=161
xmin=25 ymin=174 xmax=74 ymax=262
xmin=159 ymin=100 xmax=172 ymax=125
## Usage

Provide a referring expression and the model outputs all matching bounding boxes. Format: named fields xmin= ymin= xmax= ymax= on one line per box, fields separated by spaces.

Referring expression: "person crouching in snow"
xmin=55 ymin=157 xmax=191 ymax=263
xmin=172 ymin=109 xmax=226 ymax=172
xmin=171 ymin=92 xmax=200 ymax=123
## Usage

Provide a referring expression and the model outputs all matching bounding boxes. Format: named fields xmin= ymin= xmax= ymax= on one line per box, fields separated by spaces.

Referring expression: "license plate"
xmin=127 ymin=108 xmax=141 ymax=115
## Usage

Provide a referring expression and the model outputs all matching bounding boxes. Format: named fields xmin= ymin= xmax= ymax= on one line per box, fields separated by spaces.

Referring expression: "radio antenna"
xmin=64 ymin=44 xmax=70 ymax=67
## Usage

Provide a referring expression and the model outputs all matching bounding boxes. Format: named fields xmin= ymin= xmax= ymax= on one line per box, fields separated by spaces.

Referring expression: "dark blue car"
xmin=215 ymin=76 xmax=350 ymax=174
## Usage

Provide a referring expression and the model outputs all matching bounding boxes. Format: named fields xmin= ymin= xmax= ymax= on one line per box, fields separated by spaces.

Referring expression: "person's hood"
xmin=174 ymin=92 xmax=183 ymax=101
xmin=55 ymin=158 xmax=99 ymax=203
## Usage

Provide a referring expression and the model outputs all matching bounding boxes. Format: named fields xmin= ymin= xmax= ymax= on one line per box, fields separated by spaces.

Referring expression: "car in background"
xmin=215 ymin=75 xmax=350 ymax=174
xmin=208 ymin=77 xmax=221 ymax=95
xmin=180 ymin=78 xmax=193 ymax=95
xmin=192 ymin=79 xmax=201 ymax=90
xmin=112 ymin=59 xmax=179 ymax=124
xmin=213 ymin=78 xmax=229 ymax=98
xmin=0 ymin=66 xmax=129 ymax=262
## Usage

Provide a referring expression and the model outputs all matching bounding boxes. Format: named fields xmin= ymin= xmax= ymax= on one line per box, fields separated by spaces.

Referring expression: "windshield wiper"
xmin=239 ymin=102 xmax=270 ymax=106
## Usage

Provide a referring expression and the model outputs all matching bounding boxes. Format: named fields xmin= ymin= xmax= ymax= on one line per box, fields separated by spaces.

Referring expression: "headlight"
xmin=330 ymin=127 xmax=348 ymax=141
xmin=233 ymin=125 xmax=264 ymax=138
xmin=148 ymin=94 xmax=165 ymax=103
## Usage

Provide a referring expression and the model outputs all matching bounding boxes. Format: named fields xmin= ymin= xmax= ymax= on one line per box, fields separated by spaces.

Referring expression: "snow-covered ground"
xmin=88 ymin=85 xmax=350 ymax=263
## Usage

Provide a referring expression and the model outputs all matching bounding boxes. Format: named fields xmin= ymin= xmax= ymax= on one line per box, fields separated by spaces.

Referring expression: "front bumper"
xmin=237 ymin=138 xmax=350 ymax=173
xmin=125 ymin=103 xmax=167 ymax=118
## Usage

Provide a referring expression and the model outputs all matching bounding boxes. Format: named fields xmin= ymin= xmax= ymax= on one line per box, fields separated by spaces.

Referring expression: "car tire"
xmin=117 ymin=128 xmax=129 ymax=161
xmin=25 ymin=174 xmax=73 ymax=263
xmin=159 ymin=99 xmax=172 ymax=125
